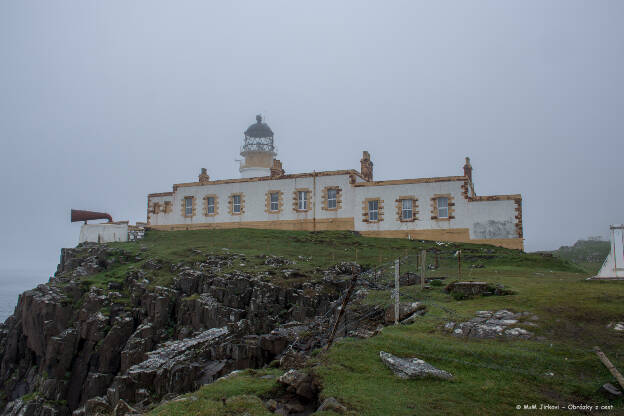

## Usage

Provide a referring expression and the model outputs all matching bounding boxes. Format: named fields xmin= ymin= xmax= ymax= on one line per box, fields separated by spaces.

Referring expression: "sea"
xmin=0 ymin=269 xmax=53 ymax=322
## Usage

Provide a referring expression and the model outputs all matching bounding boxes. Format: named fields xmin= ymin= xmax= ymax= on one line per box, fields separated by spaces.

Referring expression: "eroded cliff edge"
xmin=0 ymin=242 xmax=379 ymax=415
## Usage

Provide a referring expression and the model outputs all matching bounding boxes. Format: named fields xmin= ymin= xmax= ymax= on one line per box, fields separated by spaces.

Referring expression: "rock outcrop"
xmin=444 ymin=310 xmax=538 ymax=339
xmin=0 ymin=245 xmax=382 ymax=415
xmin=379 ymin=351 xmax=453 ymax=380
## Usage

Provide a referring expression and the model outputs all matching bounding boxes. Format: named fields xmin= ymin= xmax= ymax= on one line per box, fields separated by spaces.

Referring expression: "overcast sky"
xmin=1 ymin=1 xmax=622 ymax=275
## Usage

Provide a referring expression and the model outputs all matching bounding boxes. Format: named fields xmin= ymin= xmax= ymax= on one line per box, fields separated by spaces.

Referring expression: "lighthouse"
xmin=239 ymin=115 xmax=277 ymax=178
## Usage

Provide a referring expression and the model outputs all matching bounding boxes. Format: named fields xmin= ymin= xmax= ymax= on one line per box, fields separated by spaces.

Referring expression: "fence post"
xmin=325 ymin=269 xmax=358 ymax=351
xmin=458 ymin=249 xmax=462 ymax=279
xmin=594 ymin=346 xmax=624 ymax=391
xmin=421 ymin=250 xmax=426 ymax=290
xmin=394 ymin=259 xmax=400 ymax=325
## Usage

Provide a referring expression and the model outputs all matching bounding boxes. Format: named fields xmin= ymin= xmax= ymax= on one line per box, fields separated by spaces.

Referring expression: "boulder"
xmin=384 ymin=302 xmax=426 ymax=324
xmin=278 ymin=369 xmax=321 ymax=401
xmin=504 ymin=327 xmax=533 ymax=339
xmin=399 ymin=272 xmax=420 ymax=286
xmin=113 ymin=399 xmax=138 ymax=416
xmin=85 ymin=396 xmax=112 ymax=415
xmin=493 ymin=309 xmax=517 ymax=319
xmin=348 ymin=326 xmax=383 ymax=339
xmin=379 ymin=351 xmax=452 ymax=380
xmin=173 ymin=270 xmax=201 ymax=295
xmin=445 ymin=282 xmax=513 ymax=298
xmin=401 ymin=310 xmax=426 ymax=324
xmin=278 ymin=369 xmax=307 ymax=388
xmin=598 ymin=382 xmax=622 ymax=399
xmin=279 ymin=351 xmax=307 ymax=369
xmin=608 ymin=322 xmax=624 ymax=332
xmin=446 ymin=310 xmax=535 ymax=340
xmin=265 ymin=399 xmax=278 ymax=411
xmin=317 ymin=397 xmax=347 ymax=414
xmin=470 ymin=324 xmax=504 ymax=338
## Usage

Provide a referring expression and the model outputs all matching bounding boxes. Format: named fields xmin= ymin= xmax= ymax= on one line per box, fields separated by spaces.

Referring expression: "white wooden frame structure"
xmin=593 ymin=225 xmax=624 ymax=279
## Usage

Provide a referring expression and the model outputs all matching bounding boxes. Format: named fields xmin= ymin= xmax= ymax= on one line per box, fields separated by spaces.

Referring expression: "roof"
xmin=148 ymin=170 xmax=365 ymax=196
xmin=148 ymin=173 xmax=521 ymax=203
xmin=244 ymin=115 xmax=273 ymax=138
xmin=352 ymin=176 xmax=467 ymax=187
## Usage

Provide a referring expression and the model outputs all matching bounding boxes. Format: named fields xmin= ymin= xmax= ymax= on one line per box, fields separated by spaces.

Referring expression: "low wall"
xmin=147 ymin=219 xmax=523 ymax=250
xmin=79 ymin=223 xmax=129 ymax=243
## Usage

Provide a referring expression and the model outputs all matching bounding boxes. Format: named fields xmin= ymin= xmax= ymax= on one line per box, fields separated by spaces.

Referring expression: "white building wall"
xmin=147 ymin=174 xmax=519 ymax=242
xmin=147 ymin=194 xmax=175 ymax=226
xmin=150 ymin=174 xmax=358 ymax=226
xmin=79 ymin=223 xmax=128 ymax=243
xmin=464 ymin=199 xmax=518 ymax=239
xmin=352 ymin=180 xmax=517 ymax=239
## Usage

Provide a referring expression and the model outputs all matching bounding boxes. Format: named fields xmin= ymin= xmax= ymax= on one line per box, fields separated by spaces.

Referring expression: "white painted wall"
xmin=240 ymin=167 xmax=271 ymax=178
xmin=79 ymin=223 xmax=128 ymax=243
xmin=352 ymin=180 xmax=517 ymax=238
xmin=147 ymin=174 xmax=519 ymax=240
xmin=148 ymin=195 xmax=175 ymax=226
xmin=152 ymin=174 xmax=356 ymax=226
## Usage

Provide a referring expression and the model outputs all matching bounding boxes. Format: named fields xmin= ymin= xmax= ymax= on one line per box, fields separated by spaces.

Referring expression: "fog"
xmin=1 ymin=1 xmax=622 ymax=274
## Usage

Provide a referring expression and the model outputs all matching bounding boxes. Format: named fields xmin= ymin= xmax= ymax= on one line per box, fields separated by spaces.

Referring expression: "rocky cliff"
xmin=0 ymin=243 xmax=376 ymax=415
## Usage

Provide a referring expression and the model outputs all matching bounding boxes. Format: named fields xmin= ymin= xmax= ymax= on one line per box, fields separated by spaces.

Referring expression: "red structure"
xmin=70 ymin=209 xmax=113 ymax=224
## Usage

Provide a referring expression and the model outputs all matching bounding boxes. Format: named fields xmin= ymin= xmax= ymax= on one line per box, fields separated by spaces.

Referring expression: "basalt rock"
xmin=317 ymin=397 xmax=347 ymax=414
xmin=379 ymin=351 xmax=453 ymax=380
xmin=278 ymin=369 xmax=322 ymax=401
xmin=444 ymin=309 xmax=537 ymax=339
xmin=445 ymin=281 xmax=514 ymax=299
xmin=2 ymin=244 xmax=370 ymax=415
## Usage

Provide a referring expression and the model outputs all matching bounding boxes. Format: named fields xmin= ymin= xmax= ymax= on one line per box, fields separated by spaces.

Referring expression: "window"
xmin=293 ymin=189 xmax=311 ymax=212
xmin=152 ymin=202 xmax=160 ymax=214
xmin=206 ymin=197 xmax=215 ymax=214
xmin=368 ymin=200 xmax=379 ymax=222
xmin=401 ymin=199 xmax=413 ymax=220
xmin=437 ymin=197 xmax=449 ymax=218
xmin=270 ymin=192 xmax=279 ymax=211
xmin=233 ymin=194 xmax=241 ymax=214
xmin=298 ymin=191 xmax=308 ymax=210
xmin=327 ymin=189 xmax=337 ymax=209
xmin=184 ymin=197 xmax=193 ymax=216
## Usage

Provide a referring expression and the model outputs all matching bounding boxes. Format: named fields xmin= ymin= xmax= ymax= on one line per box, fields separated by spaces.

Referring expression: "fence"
xmin=320 ymin=249 xmax=624 ymax=388
xmin=321 ymin=248 xmax=474 ymax=345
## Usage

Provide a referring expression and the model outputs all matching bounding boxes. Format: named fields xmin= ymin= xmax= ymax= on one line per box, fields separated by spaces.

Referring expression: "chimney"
xmin=463 ymin=157 xmax=472 ymax=182
xmin=198 ymin=168 xmax=210 ymax=183
xmin=360 ymin=151 xmax=373 ymax=181
xmin=270 ymin=159 xmax=285 ymax=178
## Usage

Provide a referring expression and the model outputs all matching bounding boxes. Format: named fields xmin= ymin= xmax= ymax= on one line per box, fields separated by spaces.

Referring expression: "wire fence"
xmin=319 ymin=250 xmax=608 ymax=383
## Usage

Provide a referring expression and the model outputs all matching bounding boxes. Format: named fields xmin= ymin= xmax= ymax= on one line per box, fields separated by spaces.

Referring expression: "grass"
xmin=313 ymin=268 xmax=624 ymax=415
xmin=101 ymin=228 xmax=582 ymax=281
xmin=69 ymin=228 xmax=623 ymax=415
xmin=149 ymin=369 xmax=282 ymax=416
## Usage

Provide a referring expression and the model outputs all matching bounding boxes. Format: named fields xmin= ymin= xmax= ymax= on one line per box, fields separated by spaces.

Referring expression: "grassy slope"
xmin=102 ymin=229 xmax=623 ymax=415
xmin=149 ymin=369 xmax=282 ymax=416
xmin=547 ymin=239 xmax=610 ymax=275
xmin=317 ymin=269 xmax=624 ymax=415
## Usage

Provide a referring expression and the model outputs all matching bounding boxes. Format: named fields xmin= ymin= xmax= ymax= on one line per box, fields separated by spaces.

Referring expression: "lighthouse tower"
xmin=239 ymin=115 xmax=277 ymax=178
